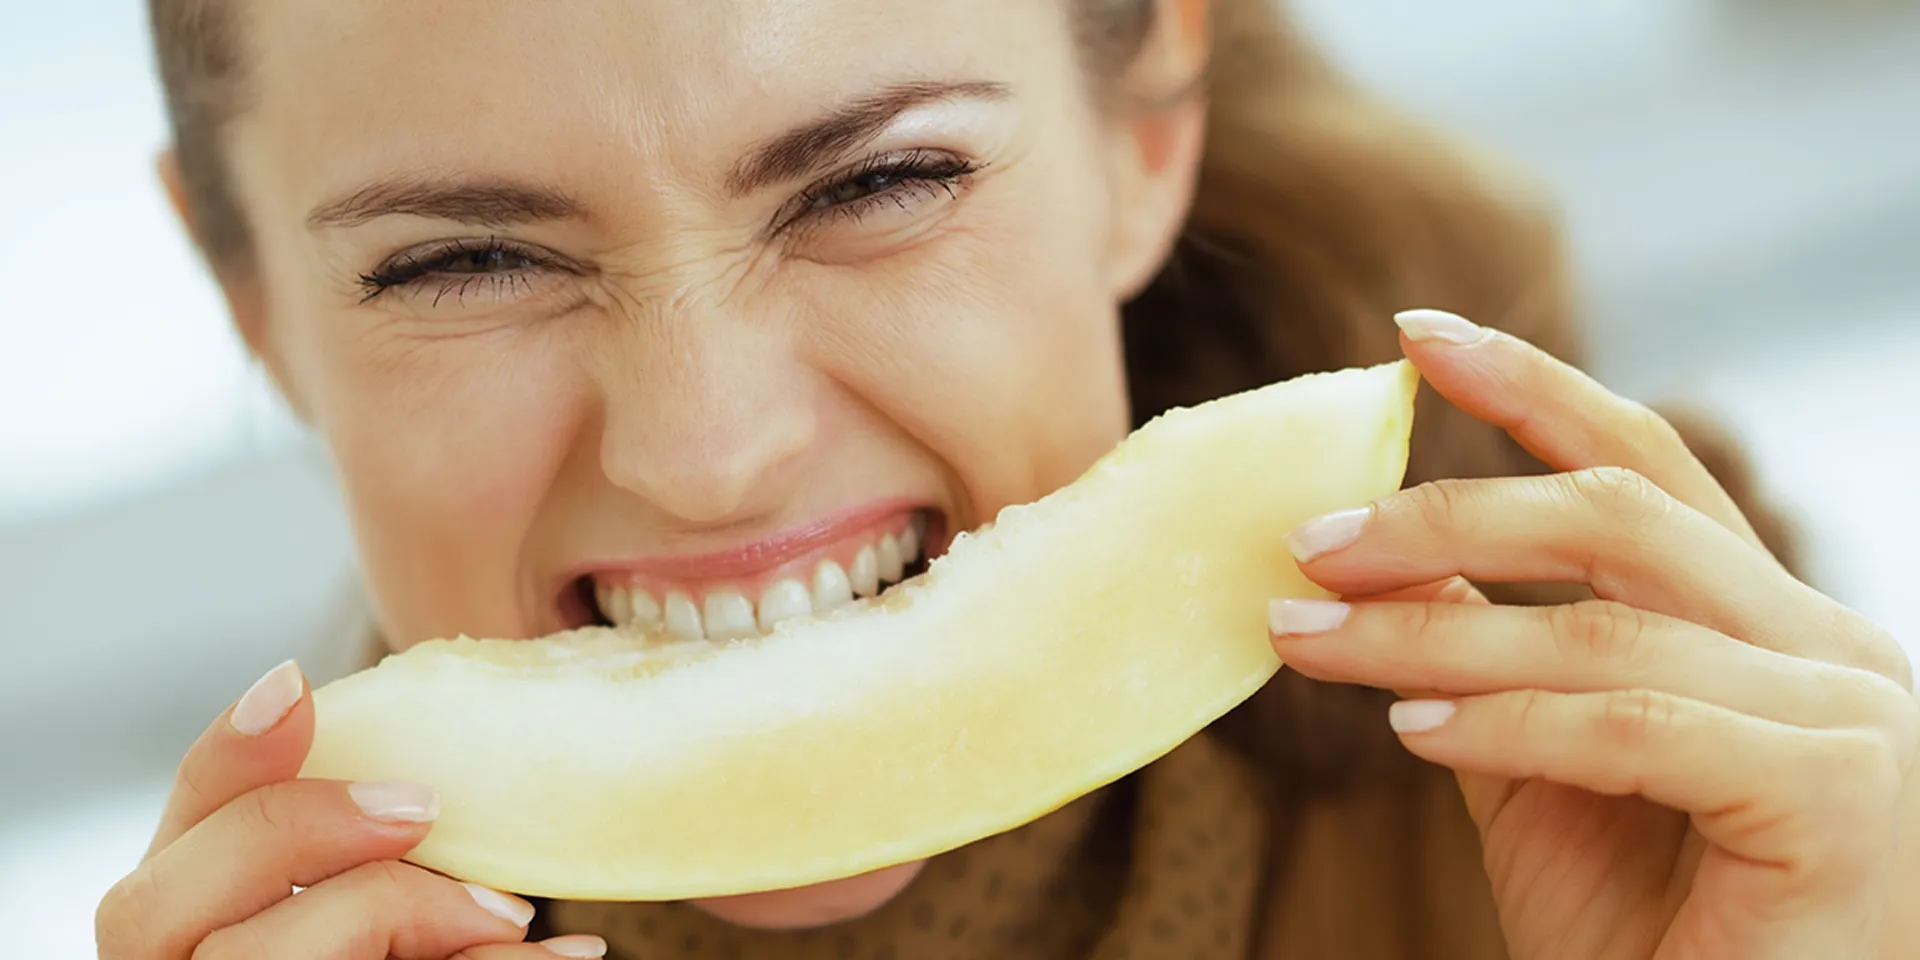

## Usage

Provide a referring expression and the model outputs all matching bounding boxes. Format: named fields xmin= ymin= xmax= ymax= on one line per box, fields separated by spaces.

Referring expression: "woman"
xmin=101 ymin=0 xmax=1917 ymax=957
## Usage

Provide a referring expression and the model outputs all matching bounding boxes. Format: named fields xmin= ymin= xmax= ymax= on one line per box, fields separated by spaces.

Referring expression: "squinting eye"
xmin=809 ymin=169 xmax=915 ymax=209
xmin=784 ymin=149 xmax=980 ymax=232
xmin=356 ymin=236 xmax=564 ymax=304
xmin=439 ymin=246 xmax=539 ymax=274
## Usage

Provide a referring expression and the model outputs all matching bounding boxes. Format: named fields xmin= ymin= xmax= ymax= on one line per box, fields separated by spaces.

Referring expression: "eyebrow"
xmin=306 ymin=178 xmax=585 ymax=230
xmin=304 ymin=79 xmax=1012 ymax=231
xmin=725 ymin=79 xmax=1012 ymax=195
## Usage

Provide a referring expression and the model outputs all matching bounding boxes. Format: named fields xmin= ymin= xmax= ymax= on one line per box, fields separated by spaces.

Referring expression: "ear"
xmin=1102 ymin=0 xmax=1211 ymax=302
xmin=157 ymin=148 xmax=308 ymax=419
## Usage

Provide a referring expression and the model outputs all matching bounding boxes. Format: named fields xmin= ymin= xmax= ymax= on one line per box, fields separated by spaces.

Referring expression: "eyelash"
xmin=355 ymin=149 xmax=980 ymax=303
xmin=355 ymin=237 xmax=556 ymax=305
xmin=780 ymin=147 xmax=981 ymax=232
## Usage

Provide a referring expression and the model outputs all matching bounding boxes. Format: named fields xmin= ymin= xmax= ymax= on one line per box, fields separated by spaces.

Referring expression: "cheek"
xmin=284 ymin=304 xmax=588 ymax=643
xmin=795 ymin=181 xmax=1131 ymax=523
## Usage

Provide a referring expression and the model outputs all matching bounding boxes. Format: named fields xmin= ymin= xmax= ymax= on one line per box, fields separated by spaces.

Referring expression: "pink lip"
xmin=568 ymin=499 xmax=932 ymax=584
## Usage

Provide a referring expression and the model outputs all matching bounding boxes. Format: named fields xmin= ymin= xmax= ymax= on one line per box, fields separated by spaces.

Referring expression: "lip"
xmin=555 ymin=498 xmax=942 ymax=623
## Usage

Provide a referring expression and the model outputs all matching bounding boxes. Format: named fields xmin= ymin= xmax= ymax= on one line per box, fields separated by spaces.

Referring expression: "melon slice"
xmin=301 ymin=360 xmax=1419 ymax=901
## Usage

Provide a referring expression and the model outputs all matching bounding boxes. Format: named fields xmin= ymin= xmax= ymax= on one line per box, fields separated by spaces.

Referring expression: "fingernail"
xmin=1286 ymin=507 xmax=1370 ymax=562
xmin=1268 ymin=598 xmax=1351 ymax=636
xmin=1389 ymin=699 xmax=1456 ymax=733
xmin=347 ymin=780 xmax=440 ymax=824
xmin=1394 ymin=308 xmax=1487 ymax=345
xmin=541 ymin=935 xmax=609 ymax=958
xmin=463 ymin=882 xmax=537 ymax=927
xmin=229 ymin=660 xmax=305 ymax=736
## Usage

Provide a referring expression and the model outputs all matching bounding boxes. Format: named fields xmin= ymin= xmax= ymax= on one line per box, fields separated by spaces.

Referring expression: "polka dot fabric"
xmin=548 ymin=735 xmax=1265 ymax=960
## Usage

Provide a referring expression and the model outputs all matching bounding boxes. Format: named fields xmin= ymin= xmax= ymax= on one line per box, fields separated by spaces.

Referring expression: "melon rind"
xmin=301 ymin=360 xmax=1420 ymax=900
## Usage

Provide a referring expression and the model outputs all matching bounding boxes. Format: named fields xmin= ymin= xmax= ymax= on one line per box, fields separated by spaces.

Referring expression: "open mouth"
xmin=570 ymin=507 xmax=948 ymax=641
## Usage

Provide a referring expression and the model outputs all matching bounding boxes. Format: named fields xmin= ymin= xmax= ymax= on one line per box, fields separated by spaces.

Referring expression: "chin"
xmin=687 ymin=860 xmax=927 ymax=929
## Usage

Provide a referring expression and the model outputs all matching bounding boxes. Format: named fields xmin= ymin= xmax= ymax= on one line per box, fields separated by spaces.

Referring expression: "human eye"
xmin=355 ymin=236 xmax=571 ymax=307
xmin=781 ymin=148 xmax=982 ymax=235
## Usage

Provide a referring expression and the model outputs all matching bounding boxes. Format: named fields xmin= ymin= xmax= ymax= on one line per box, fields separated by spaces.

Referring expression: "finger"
xmin=1286 ymin=470 xmax=1910 ymax=684
xmin=1270 ymin=597 xmax=1908 ymax=731
xmin=99 ymin=779 xmax=437 ymax=960
xmin=459 ymin=936 xmax=610 ymax=959
xmin=190 ymin=861 xmax=534 ymax=960
xmin=1392 ymin=308 xmax=1767 ymax=552
xmin=1388 ymin=689 xmax=1906 ymax=887
xmin=1344 ymin=575 xmax=1490 ymax=605
xmin=148 ymin=659 xmax=313 ymax=858
xmin=1329 ymin=577 xmax=1491 ymax=704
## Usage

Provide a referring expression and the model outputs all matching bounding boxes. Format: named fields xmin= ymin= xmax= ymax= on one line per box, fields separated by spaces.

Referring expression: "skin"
xmin=1276 ymin=314 xmax=1920 ymax=958
xmin=95 ymin=0 xmax=1917 ymax=957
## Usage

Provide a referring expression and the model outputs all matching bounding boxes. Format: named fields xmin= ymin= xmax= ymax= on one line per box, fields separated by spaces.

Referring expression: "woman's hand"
xmin=1269 ymin=310 xmax=1918 ymax=959
xmin=94 ymin=660 xmax=607 ymax=960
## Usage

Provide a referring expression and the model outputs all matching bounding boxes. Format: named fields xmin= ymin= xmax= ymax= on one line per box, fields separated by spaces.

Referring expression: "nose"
xmin=594 ymin=318 xmax=817 ymax=526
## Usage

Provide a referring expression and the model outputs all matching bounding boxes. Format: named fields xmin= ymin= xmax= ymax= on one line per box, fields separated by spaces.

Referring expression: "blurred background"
xmin=3 ymin=1 xmax=1918 ymax=954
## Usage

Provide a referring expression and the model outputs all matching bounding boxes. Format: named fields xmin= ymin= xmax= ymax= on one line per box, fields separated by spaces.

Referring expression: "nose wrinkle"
xmin=594 ymin=224 xmax=766 ymax=312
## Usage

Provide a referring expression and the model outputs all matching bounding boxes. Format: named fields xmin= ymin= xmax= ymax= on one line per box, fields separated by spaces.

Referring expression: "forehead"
xmin=234 ymin=0 xmax=1075 ymax=207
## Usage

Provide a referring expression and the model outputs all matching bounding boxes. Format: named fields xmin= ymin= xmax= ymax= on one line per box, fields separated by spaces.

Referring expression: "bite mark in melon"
xmin=300 ymin=360 xmax=1420 ymax=900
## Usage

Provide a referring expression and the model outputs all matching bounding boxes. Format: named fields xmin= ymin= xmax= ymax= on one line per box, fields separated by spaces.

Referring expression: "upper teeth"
xmin=592 ymin=523 xmax=927 ymax=640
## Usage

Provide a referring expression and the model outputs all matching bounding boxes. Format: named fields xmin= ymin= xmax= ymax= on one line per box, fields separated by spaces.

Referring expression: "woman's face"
xmin=205 ymin=0 xmax=1201 ymax=926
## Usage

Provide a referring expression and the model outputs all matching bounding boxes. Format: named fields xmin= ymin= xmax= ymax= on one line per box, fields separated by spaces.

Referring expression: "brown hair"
xmin=147 ymin=0 xmax=1792 ymax=787
xmin=1069 ymin=0 xmax=1799 ymax=789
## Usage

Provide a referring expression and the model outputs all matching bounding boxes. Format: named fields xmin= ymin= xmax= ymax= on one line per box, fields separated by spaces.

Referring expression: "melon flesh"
xmin=300 ymin=360 xmax=1419 ymax=900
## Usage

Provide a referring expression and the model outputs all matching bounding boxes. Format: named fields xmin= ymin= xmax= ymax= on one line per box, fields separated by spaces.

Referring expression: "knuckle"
xmin=1569 ymin=466 xmax=1674 ymax=529
xmin=172 ymin=756 xmax=220 ymax=820
xmin=1402 ymin=477 xmax=1475 ymax=534
xmin=1851 ymin=619 xmax=1915 ymax=692
xmin=445 ymin=948 xmax=529 ymax=960
xmin=191 ymin=923 xmax=275 ymax=960
xmin=234 ymin=783 xmax=285 ymax=835
xmin=1401 ymin=598 xmax=1446 ymax=644
xmin=346 ymin=858 xmax=431 ymax=914
xmin=1549 ymin=600 xmax=1651 ymax=667
xmin=1844 ymin=730 xmax=1906 ymax=796
xmin=1509 ymin=688 xmax=1552 ymax=739
xmin=1800 ymin=731 xmax=1907 ymax=878
xmin=95 ymin=868 xmax=163 ymax=959
xmin=1861 ymin=678 xmax=1920 ymax=771
xmin=318 ymin=861 xmax=431 ymax=956
xmin=1810 ymin=731 xmax=1902 ymax=817
xmin=1626 ymin=400 xmax=1687 ymax=453
xmin=1596 ymin=688 xmax=1676 ymax=749
xmin=1894 ymin=700 xmax=1920 ymax=773
xmin=1882 ymin=643 xmax=1915 ymax=693
xmin=346 ymin=857 xmax=418 ymax=898
xmin=446 ymin=949 xmax=531 ymax=960
xmin=1812 ymin=730 xmax=1893 ymax=787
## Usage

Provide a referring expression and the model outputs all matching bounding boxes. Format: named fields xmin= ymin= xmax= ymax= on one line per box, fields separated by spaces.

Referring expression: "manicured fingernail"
xmin=347 ymin=780 xmax=440 ymax=824
xmin=1394 ymin=308 xmax=1487 ymax=345
xmin=1286 ymin=507 xmax=1370 ymax=562
xmin=1268 ymin=598 xmax=1351 ymax=636
xmin=541 ymin=935 xmax=610 ymax=958
xmin=1389 ymin=699 xmax=1456 ymax=733
xmin=464 ymin=883 xmax=536 ymax=927
xmin=229 ymin=660 xmax=304 ymax=736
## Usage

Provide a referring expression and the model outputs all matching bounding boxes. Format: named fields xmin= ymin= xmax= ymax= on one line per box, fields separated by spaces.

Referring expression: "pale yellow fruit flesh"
xmin=300 ymin=360 xmax=1420 ymax=900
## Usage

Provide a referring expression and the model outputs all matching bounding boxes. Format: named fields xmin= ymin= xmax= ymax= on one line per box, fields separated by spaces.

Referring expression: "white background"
xmin=3 ymin=1 xmax=1918 ymax=954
